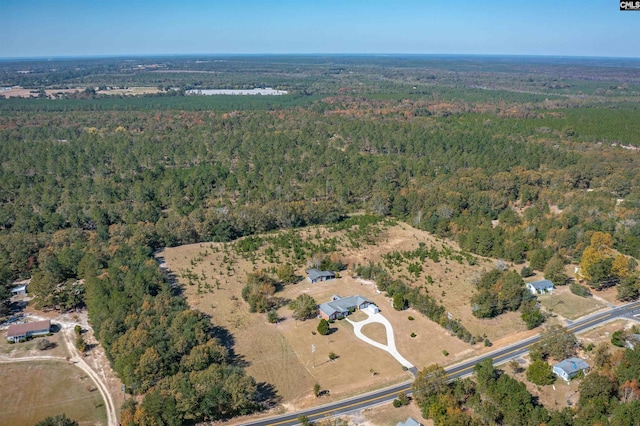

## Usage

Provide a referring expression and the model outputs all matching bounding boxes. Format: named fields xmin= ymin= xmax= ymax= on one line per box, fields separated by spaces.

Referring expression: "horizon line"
xmin=2 ymin=52 xmax=640 ymax=62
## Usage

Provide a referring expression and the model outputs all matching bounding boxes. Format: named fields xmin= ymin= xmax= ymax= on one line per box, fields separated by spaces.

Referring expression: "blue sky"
xmin=2 ymin=0 xmax=639 ymax=58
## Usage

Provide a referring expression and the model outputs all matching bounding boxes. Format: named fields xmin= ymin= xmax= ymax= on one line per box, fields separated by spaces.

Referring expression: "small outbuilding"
xmin=306 ymin=268 xmax=336 ymax=283
xmin=6 ymin=320 xmax=51 ymax=343
xmin=526 ymin=279 xmax=555 ymax=295
xmin=10 ymin=284 xmax=27 ymax=296
xmin=553 ymin=357 xmax=589 ymax=382
xmin=366 ymin=304 xmax=380 ymax=315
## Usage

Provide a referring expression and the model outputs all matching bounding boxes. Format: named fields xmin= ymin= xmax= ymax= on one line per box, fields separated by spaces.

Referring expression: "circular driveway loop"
xmin=346 ymin=309 xmax=414 ymax=369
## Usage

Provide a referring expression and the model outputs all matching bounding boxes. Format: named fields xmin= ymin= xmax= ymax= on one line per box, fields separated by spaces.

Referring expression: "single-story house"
xmin=306 ymin=268 xmax=336 ymax=283
xmin=397 ymin=418 xmax=422 ymax=426
xmin=10 ymin=284 xmax=27 ymax=296
xmin=625 ymin=334 xmax=640 ymax=350
xmin=526 ymin=279 xmax=555 ymax=295
xmin=318 ymin=295 xmax=373 ymax=320
xmin=6 ymin=320 xmax=51 ymax=343
xmin=553 ymin=357 xmax=589 ymax=382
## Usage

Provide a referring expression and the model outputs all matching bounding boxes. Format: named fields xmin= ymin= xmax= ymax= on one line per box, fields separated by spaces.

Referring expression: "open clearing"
xmin=159 ymin=218 xmax=613 ymax=410
xmin=538 ymin=286 xmax=609 ymax=320
xmin=0 ymin=361 xmax=107 ymax=426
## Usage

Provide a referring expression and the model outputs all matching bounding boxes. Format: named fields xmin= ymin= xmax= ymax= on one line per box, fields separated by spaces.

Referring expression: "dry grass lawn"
xmin=159 ymin=219 xmax=593 ymax=410
xmin=0 ymin=361 xmax=107 ymax=426
xmin=361 ymin=322 xmax=388 ymax=346
xmin=0 ymin=331 xmax=69 ymax=359
xmin=538 ymin=286 xmax=609 ymax=320
xmin=361 ymin=401 xmax=431 ymax=426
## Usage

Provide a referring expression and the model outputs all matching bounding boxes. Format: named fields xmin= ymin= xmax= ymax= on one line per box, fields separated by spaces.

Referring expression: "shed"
xmin=526 ymin=279 xmax=555 ymax=295
xmin=6 ymin=320 xmax=51 ymax=343
xmin=553 ymin=357 xmax=589 ymax=382
xmin=10 ymin=284 xmax=27 ymax=296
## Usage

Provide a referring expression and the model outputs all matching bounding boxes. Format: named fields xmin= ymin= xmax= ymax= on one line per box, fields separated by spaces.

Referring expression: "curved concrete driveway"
xmin=346 ymin=310 xmax=414 ymax=370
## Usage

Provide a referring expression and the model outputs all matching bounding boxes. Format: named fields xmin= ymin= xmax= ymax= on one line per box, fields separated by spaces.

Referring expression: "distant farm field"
xmin=0 ymin=361 xmax=107 ymax=426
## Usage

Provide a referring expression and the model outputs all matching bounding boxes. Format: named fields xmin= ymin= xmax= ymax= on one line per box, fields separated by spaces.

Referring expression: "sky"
xmin=1 ymin=0 xmax=639 ymax=58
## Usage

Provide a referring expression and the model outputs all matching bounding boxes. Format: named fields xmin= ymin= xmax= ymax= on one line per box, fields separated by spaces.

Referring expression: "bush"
xmin=410 ymin=332 xmax=416 ymax=338
xmin=267 ymin=310 xmax=278 ymax=323
xmin=442 ymin=350 xmax=449 ymax=356
xmin=521 ymin=266 xmax=534 ymax=278
xmin=570 ymin=283 xmax=592 ymax=298
xmin=36 ymin=338 xmax=52 ymax=351
xmin=526 ymin=359 xmax=556 ymax=385
xmin=317 ymin=318 xmax=330 ymax=335
xmin=611 ymin=330 xmax=626 ymax=347
xmin=408 ymin=316 xmax=414 ymax=321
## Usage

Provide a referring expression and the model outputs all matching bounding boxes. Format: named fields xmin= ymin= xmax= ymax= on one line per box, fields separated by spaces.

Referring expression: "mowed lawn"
xmin=538 ymin=287 xmax=608 ymax=320
xmin=0 ymin=361 xmax=107 ymax=426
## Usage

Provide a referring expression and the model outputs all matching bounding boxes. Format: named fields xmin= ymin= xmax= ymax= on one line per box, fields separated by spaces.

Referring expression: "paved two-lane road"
xmin=243 ymin=300 xmax=640 ymax=426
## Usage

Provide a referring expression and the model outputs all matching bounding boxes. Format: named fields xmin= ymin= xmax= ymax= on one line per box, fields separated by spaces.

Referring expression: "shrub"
xmin=526 ymin=359 xmax=556 ymax=385
xmin=442 ymin=350 xmax=449 ymax=356
xmin=408 ymin=316 xmax=414 ymax=321
xmin=521 ymin=266 xmax=534 ymax=278
xmin=570 ymin=283 xmax=592 ymax=298
xmin=36 ymin=338 xmax=52 ymax=351
xmin=410 ymin=332 xmax=416 ymax=338
xmin=267 ymin=310 xmax=278 ymax=323
xmin=317 ymin=319 xmax=330 ymax=335
xmin=328 ymin=351 xmax=338 ymax=361
xmin=611 ymin=330 xmax=626 ymax=347
xmin=313 ymin=382 xmax=321 ymax=398
xmin=484 ymin=338 xmax=492 ymax=347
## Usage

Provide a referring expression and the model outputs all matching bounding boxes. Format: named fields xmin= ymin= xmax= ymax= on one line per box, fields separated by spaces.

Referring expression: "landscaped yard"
xmin=0 ymin=361 xmax=107 ymax=426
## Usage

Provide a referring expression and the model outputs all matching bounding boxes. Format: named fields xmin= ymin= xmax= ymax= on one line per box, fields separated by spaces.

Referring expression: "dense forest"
xmin=1 ymin=55 xmax=640 ymax=424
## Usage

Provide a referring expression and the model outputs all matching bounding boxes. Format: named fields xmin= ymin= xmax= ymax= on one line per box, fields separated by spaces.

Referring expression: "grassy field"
xmin=159 ymin=219 xmax=614 ymax=409
xmin=0 ymin=361 xmax=107 ymax=426
xmin=538 ymin=287 xmax=608 ymax=320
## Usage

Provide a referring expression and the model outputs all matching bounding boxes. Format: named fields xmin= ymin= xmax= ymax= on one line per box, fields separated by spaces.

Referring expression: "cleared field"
xmin=0 ymin=361 xmax=107 ymax=426
xmin=538 ymin=287 xmax=608 ymax=320
xmin=159 ymin=219 xmax=563 ymax=408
